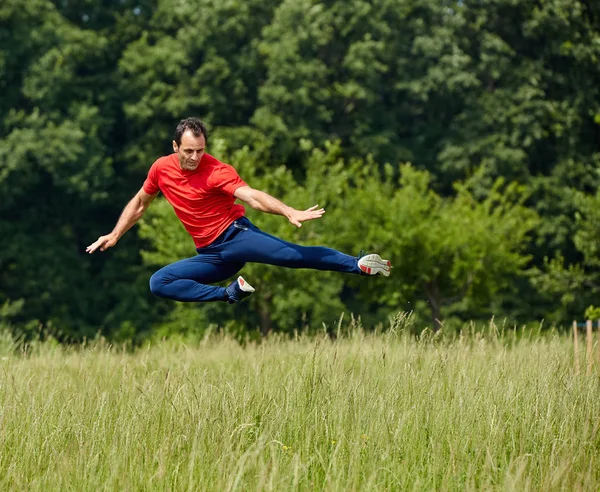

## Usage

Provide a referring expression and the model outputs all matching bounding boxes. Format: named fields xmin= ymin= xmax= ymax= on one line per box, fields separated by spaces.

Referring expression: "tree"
xmin=118 ymin=0 xmax=283 ymax=169
xmin=254 ymin=0 xmax=436 ymax=165
xmin=138 ymin=141 xmax=538 ymax=335
xmin=0 ymin=0 xmax=118 ymax=337
xmin=531 ymin=189 xmax=600 ymax=324
xmin=312 ymin=151 xmax=539 ymax=331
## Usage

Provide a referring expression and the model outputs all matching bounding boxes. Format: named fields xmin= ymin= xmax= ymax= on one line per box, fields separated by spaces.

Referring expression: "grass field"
xmin=0 ymin=319 xmax=599 ymax=491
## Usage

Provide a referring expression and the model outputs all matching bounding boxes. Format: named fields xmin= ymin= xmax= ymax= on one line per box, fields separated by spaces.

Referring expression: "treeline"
xmin=1 ymin=0 xmax=600 ymax=340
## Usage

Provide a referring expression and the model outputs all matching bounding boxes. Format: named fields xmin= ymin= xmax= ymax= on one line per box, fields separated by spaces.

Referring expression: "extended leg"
xmin=217 ymin=221 xmax=362 ymax=273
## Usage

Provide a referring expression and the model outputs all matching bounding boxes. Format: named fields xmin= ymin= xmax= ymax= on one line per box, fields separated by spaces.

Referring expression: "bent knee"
xmin=149 ymin=271 xmax=171 ymax=297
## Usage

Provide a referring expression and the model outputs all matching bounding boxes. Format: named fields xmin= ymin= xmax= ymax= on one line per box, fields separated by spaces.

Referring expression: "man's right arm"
xmin=86 ymin=187 xmax=158 ymax=254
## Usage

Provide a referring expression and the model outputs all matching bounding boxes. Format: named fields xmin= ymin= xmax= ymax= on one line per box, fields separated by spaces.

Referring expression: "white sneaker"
xmin=225 ymin=276 xmax=256 ymax=303
xmin=358 ymin=254 xmax=391 ymax=276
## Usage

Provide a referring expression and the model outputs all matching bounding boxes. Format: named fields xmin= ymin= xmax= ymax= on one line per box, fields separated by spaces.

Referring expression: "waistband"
xmin=198 ymin=216 xmax=251 ymax=250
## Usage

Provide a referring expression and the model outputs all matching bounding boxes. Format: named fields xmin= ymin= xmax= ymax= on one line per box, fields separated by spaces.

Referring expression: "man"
xmin=87 ymin=117 xmax=391 ymax=303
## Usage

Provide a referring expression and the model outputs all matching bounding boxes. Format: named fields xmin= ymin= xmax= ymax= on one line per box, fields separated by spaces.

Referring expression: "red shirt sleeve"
xmin=143 ymin=161 xmax=160 ymax=195
xmin=209 ymin=163 xmax=247 ymax=196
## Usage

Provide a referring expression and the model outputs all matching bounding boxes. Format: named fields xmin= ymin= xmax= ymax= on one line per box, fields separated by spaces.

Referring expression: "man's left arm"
xmin=234 ymin=186 xmax=325 ymax=227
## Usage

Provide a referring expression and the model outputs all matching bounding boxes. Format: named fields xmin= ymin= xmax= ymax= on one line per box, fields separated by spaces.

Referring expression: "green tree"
xmin=312 ymin=151 xmax=539 ymax=331
xmin=0 ymin=0 xmax=157 ymax=339
xmin=118 ymin=0 xmax=282 ymax=169
xmin=139 ymin=141 xmax=538 ymax=335
xmin=531 ymin=189 xmax=600 ymax=323
xmin=3 ymin=0 xmax=599 ymax=339
xmin=0 ymin=0 xmax=116 ymax=337
xmin=254 ymin=0 xmax=427 ymax=165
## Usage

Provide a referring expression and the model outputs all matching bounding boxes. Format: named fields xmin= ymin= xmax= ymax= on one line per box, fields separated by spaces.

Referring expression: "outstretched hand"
xmin=288 ymin=205 xmax=325 ymax=227
xmin=86 ymin=234 xmax=118 ymax=254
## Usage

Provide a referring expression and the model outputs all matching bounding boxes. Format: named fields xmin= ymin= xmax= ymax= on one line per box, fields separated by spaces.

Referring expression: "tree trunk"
xmin=258 ymin=295 xmax=273 ymax=337
xmin=424 ymin=280 xmax=442 ymax=332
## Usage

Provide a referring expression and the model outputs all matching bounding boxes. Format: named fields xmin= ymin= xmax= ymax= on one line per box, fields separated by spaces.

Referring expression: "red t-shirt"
xmin=143 ymin=153 xmax=247 ymax=248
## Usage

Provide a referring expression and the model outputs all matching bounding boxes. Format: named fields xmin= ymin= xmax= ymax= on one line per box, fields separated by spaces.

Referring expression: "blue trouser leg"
xmin=149 ymin=253 xmax=244 ymax=302
xmin=149 ymin=217 xmax=360 ymax=302
xmin=216 ymin=217 xmax=361 ymax=273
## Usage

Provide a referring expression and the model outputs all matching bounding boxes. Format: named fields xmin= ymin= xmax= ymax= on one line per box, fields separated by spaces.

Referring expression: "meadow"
xmin=0 ymin=318 xmax=598 ymax=491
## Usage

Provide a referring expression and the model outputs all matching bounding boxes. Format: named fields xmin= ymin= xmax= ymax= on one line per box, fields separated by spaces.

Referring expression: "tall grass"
xmin=0 ymin=320 xmax=598 ymax=491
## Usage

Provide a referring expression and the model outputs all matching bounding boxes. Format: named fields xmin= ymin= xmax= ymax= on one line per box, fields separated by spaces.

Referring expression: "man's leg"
xmin=149 ymin=252 xmax=244 ymax=302
xmin=217 ymin=218 xmax=374 ymax=274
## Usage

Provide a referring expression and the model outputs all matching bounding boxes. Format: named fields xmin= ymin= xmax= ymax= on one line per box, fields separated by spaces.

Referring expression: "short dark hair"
xmin=174 ymin=117 xmax=208 ymax=146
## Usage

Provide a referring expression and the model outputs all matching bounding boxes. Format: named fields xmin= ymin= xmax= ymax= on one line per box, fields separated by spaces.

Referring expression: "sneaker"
xmin=225 ymin=276 xmax=255 ymax=303
xmin=358 ymin=253 xmax=391 ymax=276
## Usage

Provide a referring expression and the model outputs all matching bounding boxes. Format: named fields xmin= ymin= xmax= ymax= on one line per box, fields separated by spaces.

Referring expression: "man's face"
xmin=173 ymin=130 xmax=206 ymax=171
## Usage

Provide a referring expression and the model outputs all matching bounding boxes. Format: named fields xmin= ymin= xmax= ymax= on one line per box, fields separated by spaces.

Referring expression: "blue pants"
xmin=149 ymin=216 xmax=361 ymax=302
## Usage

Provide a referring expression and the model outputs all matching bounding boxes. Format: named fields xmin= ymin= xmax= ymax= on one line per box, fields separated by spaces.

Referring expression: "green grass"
xmin=0 ymin=322 xmax=598 ymax=491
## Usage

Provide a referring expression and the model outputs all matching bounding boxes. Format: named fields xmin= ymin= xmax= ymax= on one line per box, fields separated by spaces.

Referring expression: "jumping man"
xmin=86 ymin=117 xmax=391 ymax=303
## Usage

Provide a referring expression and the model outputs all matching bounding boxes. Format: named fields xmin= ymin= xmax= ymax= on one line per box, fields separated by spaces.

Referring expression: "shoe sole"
xmin=359 ymin=254 xmax=391 ymax=277
xmin=238 ymin=276 xmax=255 ymax=293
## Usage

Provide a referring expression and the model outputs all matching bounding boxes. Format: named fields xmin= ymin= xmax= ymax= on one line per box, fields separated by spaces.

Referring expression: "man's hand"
xmin=86 ymin=233 xmax=118 ymax=254
xmin=287 ymin=205 xmax=325 ymax=227
xmin=86 ymin=188 xmax=157 ymax=255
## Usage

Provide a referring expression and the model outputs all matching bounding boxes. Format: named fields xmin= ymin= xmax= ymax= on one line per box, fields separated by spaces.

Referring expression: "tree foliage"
xmin=138 ymin=141 xmax=537 ymax=335
xmin=1 ymin=0 xmax=599 ymax=339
